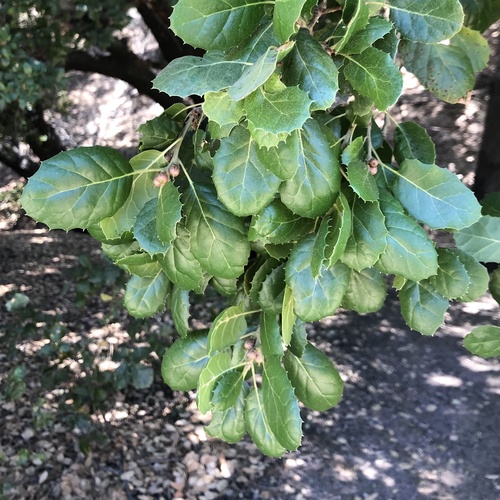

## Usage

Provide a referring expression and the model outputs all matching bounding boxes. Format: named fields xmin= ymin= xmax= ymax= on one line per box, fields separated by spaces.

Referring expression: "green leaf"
xmin=376 ymin=190 xmax=438 ymax=281
xmin=115 ymin=252 xmax=162 ymax=277
xmin=325 ymin=192 xmax=352 ymax=267
xmin=454 ymin=249 xmax=489 ymax=302
xmin=390 ymin=159 xmax=482 ymax=230
xmin=454 ymin=215 xmax=500 ymax=262
xmin=342 ymin=267 xmax=387 ymax=313
xmin=131 ymin=365 xmax=154 ymax=390
xmin=490 ymin=268 xmax=500 ymax=304
xmin=213 ymin=126 xmax=282 ymax=216
xmin=280 ymin=119 xmax=341 ymax=218
xmin=206 ymin=383 xmax=248 ymax=443
xmin=229 ymin=47 xmax=279 ymax=101
xmin=99 ymin=150 xmax=164 ymax=240
xmin=399 ymin=280 xmax=449 ymax=335
xmin=338 ymin=16 xmax=393 ymax=55
xmin=335 ymin=0 xmax=370 ymax=53
xmin=101 ymin=237 xmax=140 ymax=261
xmin=184 ymin=183 xmax=250 ymax=279
xmin=290 ymin=319 xmax=308 ymax=357
xmin=341 ymin=196 xmax=388 ymax=271
xmin=282 ymin=284 xmax=296 ymax=346
xmin=202 ymin=91 xmax=245 ymax=131
xmin=158 ymin=225 xmax=205 ymax=292
xmin=161 ymin=331 xmax=209 ymax=391
xmin=245 ymin=387 xmax=286 ymax=457
xmin=310 ymin=217 xmax=331 ymax=278
xmin=157 ymin=182 xmax=182 ymax=244
xmin=138 ymin=112 xmax=182 ymax=151
xmin=249 ymin=199 xmax=314 ymax=245
xmin=153 ymin=52 xmax=247 ymax=98
xmin=341 ymin=136 xmax=365 ymax=166
xmin=342 ymin=47 xmax=403 ymax=110
xmin=244 ymin=75 xmax=313 ymax=139
xmin=255 ymin=131 xmax=300 ymax=180
xmin=170 ymin=286 xmax=191 ymax=338
xmin=394 ymin=122 xmax=436 ymax=165
xmin=387 ymin=0 xmax=464 ymax=42
xmin=249 ymin=259 xmax=281 ymax=305
xmin=262 ymin=356 xmax=302 ymax=451
xmin=284 ymin=343 xmax=343 ymax=411
xmin=124 ymin=272 xmax=169 ymax=318
xmin=259 ymin=263 xmax=287 ymax=314
xmin=399 ymin=27 xmax=489 ymax=103
xmin=21 ymin=146 xmax=132 ymax=231
xmin=208 ymin=304 xmax=249 ymax=355
xmin=429 ymin=248 xmax=470 ymax=299
xmin=260 ymin=312 xmax=284 ymax=358
xmin=134 ymin=198 xmax=170 ymax=255
xmin=170 ymin=0 xmax=266 ymax=51
xmin=481 ymin=192 xmax=500 ymax=217
xmin=347 ymin=159 xmax=379 ymax=202
xmin=282 ymin=29 xmax=339 ymax=111
xmin=273 ymin=0 xmax=307 ymax=43
xmin=287 ymin=234 xmax=350 ymax=322
xmin=460 ymin=0 xmax=500 ymax=32
xmin=463 ymin=326 xmax=500 ymax=358
xmin=211 ymin=369 xmax=245 ymax=411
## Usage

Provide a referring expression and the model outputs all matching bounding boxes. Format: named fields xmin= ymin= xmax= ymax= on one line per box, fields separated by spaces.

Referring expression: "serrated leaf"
xmin=249 ymin=259 xmax=281 ymax=305
xmin=206 ymin=383 xmax=248 ymax=443
xmin=184 ymin=183 xmax=250 ymax=279
xmin=213 ymin=126 xmax=282 ymax=216
xmin=399 ymin=280 xmax=449 ymax=335
xmin=460 ymin=0 xmax=500 ymax=32
xmin=124 ymin=272 xmax=169 ymax=318
xmin=282 ymin=284 xmax=296 ymax=346
xmin=394 ymin=122 xmax=436 ymax=165
xmin=256 ymin=131 xmax=300 ymax=180
xmin=335 ymin=0 xmax=370 ymax=53
xmin=282 ymin=29 xmax=339 ymax=110
xmin=202 ymin=91 xmax=245 ymax=130
xmin=153 ymin=52 xmax=247 ymax=98
xmin=208 ymin=304 xmax=249 ymax=355
xmin=490 ymin=268 xmax=500 ymax=304
xmin=99 ymin=150 xmax=164 ymax=240
xmin=170 ymin=0 xmax=266 ymax=51
xmin=262 ymin=356 xmax=302 ymax=451
xmin=342 ymin=47 xmax=403 ymax=110
xmin=229 ymin=47 xmax=279 ymax=101
xmin=210 ymin=276 xmax=239 ymax=297
xmin=245 ymin=386 xmax=286 ymax=456
xmin=463 ymin=326 xmax=500 ymax=358
xmin=280 ymin=119 xmax=341 ymax=218
xmin=388 ymin=0 xmax=464 ymax=42
xmin=347 ymin=159 xmax=379 ymax=202
xmin=21 ymin=146 xmax=132 ymax=231
xmin=244 ymin=76 xmax=312 ymax=138
xmin=290 ymin=319 xmax=308 ymax=357
xmin=259 ymin=264 xmax=287 ymax=314
xmin=158 ymin=225 xmax=205 ymax=292
xmin=341 ymin=196 xmax=388 ymax=271
xmin=325 ymin=192 xmax=352 ymax=267
xmin=260 ymin=312 xmax=284 ymax=358
xmin=399 ymin=27 xmax=489 ymax=103
xmin=273 ymin=0 xmax=307 ymax=43
xmin=454 ymin=249 xmax=489 ymax=302
xmin=374 ymin=26 xmax=400 ymax=58
xmin=341 ymin=136 xmax=365 ymax=166
xmin=429 ymin=248 xmax=470 ymax=299
xmin=138 ymin=112 xmax=182 ymax=151
xmin=389 ymin=159 xmax=482 ymax=230
xmin=376 ymin=190 xmax=438 ymax=281
xmin=284 ymin=343 xmax=343 ymax=411
xmin=287 ymin=234 xmax=350 ymax=322
xmin=455 ymin=215 xmax=500 ymax=262
xmin=342 ymin=267 xmax=387 ymax=313
xmin=339 ymin=16 xmax=393 ymax=55
xmin=161 ymin=332 xmax=209 ymax=391
xmin=101 ymin=237 xmax=140 ymax=262
xmin=170 ymin=286 xmax=191 ymax=337
xmin=115 ymin=252 xmax=162 ymax=277
xmin=157 ymin=182 xmax=182 ymax=244
xmin=311 ymin=217 xmax=331 ymax=278
xmin=134 ymin=198 xmax=170 ymax=255
xmin=211 ymin=369 xmax=245 ymax=411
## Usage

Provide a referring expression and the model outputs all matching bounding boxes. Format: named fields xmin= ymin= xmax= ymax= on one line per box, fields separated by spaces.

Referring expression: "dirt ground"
xmin=1 ymin=14 xmax=500 ymax=500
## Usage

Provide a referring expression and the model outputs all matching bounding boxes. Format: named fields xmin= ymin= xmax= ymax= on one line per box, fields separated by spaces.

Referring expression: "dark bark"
xmin=65 ymin=40 xmax=181 ymax=109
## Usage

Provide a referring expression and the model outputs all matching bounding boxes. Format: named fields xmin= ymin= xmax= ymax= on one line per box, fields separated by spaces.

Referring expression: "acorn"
xmin=153 ymin=172 xmax=169 ymax=187
xmin=168 ymin=163 xmax=181 ymax=178
xmin=368 ymin=158 xmax=379 ymax=168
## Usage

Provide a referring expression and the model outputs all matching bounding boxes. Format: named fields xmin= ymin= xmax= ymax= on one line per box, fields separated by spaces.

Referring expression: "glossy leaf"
xmin=213 ymin=126 xmax=282 ymax=216
xmin=429 ymin=248 xmax=470 ymax=299
xmin=124 ymin=272 xmax=169 ymax=318
xmin=454 ymin=249 xmax=490 ymax=302
xmin=342 ymin=267 xmax=387 ymax=313
xmin=280 ymin=119 xmax=341 ymax=218
xmin=342 ymin=47 xmax=403 ymax=110
xmin=325 ymin=192 xmax=352 ymax=267
xmin=339 ymin=16 xmax=393 ymax=55
xmin=341 ymin=136 xmax=365 ymax=166
xmin=394 ymin=121 xmax=436 ymax=165
xmin=260 ymin=312 xmax=284 ymax=358
xmin=134 ymin=198 xmax=170 ymax=255
xmin=284 ymin=343 xmax=343 ymax=411
xmin=170 ymin=0 xmax=266 ymax=51
xmin=335 ymin=0 xmax=370 ymax=54
xmin=262 ymin=356 xmax=302 ymax=451
xmin=290 ymin=319 xmax=308 ymax=357
xmin=310 ymin=217 xmax=331 ymax=278
xmin=202 ymin=91 xmax=245 ymax=130
xmin=245 ymin=386 xmax=286 ymax=457
xmin=255 ymin=131 xmax=300 ymax=180
xmin=211 ymin=369 xmax=245 ymax=411
xmin=138 ymin=112 xmax=182 ymax=151
xmin=273 ymin=0 xmax=307 ymax=43
xmin=184 ymin=183 xmax=250 ymax=279
xmin=208 ymin=304 xmax=249 ymax=355
xmin=481 ymin=192 xmax=500 ymax=217
xmin=463 ymin=326 xmax=500 ymax=358
xmin=287 ymin=235 xmax=350 ymax=321
xmin=390 ymin=159 xmax=482 ymax=230
xmin=455 ymin=216 xmax=500 ymax=262
xmin=115 ymin=252 xmax=162 ymax=278
xmin=490 ymin=268 xmax=500 ymax=304
xmin=249 ymin=259 xmax=281 ymax=305
xmin=170 ymin=286 xmax=191 ymax=338
xmin=258 ymin=264 xmax=287 ymax=314
xmin=347 ymin=159 xmax=379 ymax=202
xmin=157 ymin=182 xmax=182 ymax=244
xmin=399 ymin=280 xmax=449 ymax=335
xmin=282 ymin=29 xmax=339 ymax=110
xmin=282 ymin=285 xmax=296 ymax=346
xmin=21 ymin=146 xmax=132 ymax=231
xmin=162 ymin=332 xmax=209 ymax=391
